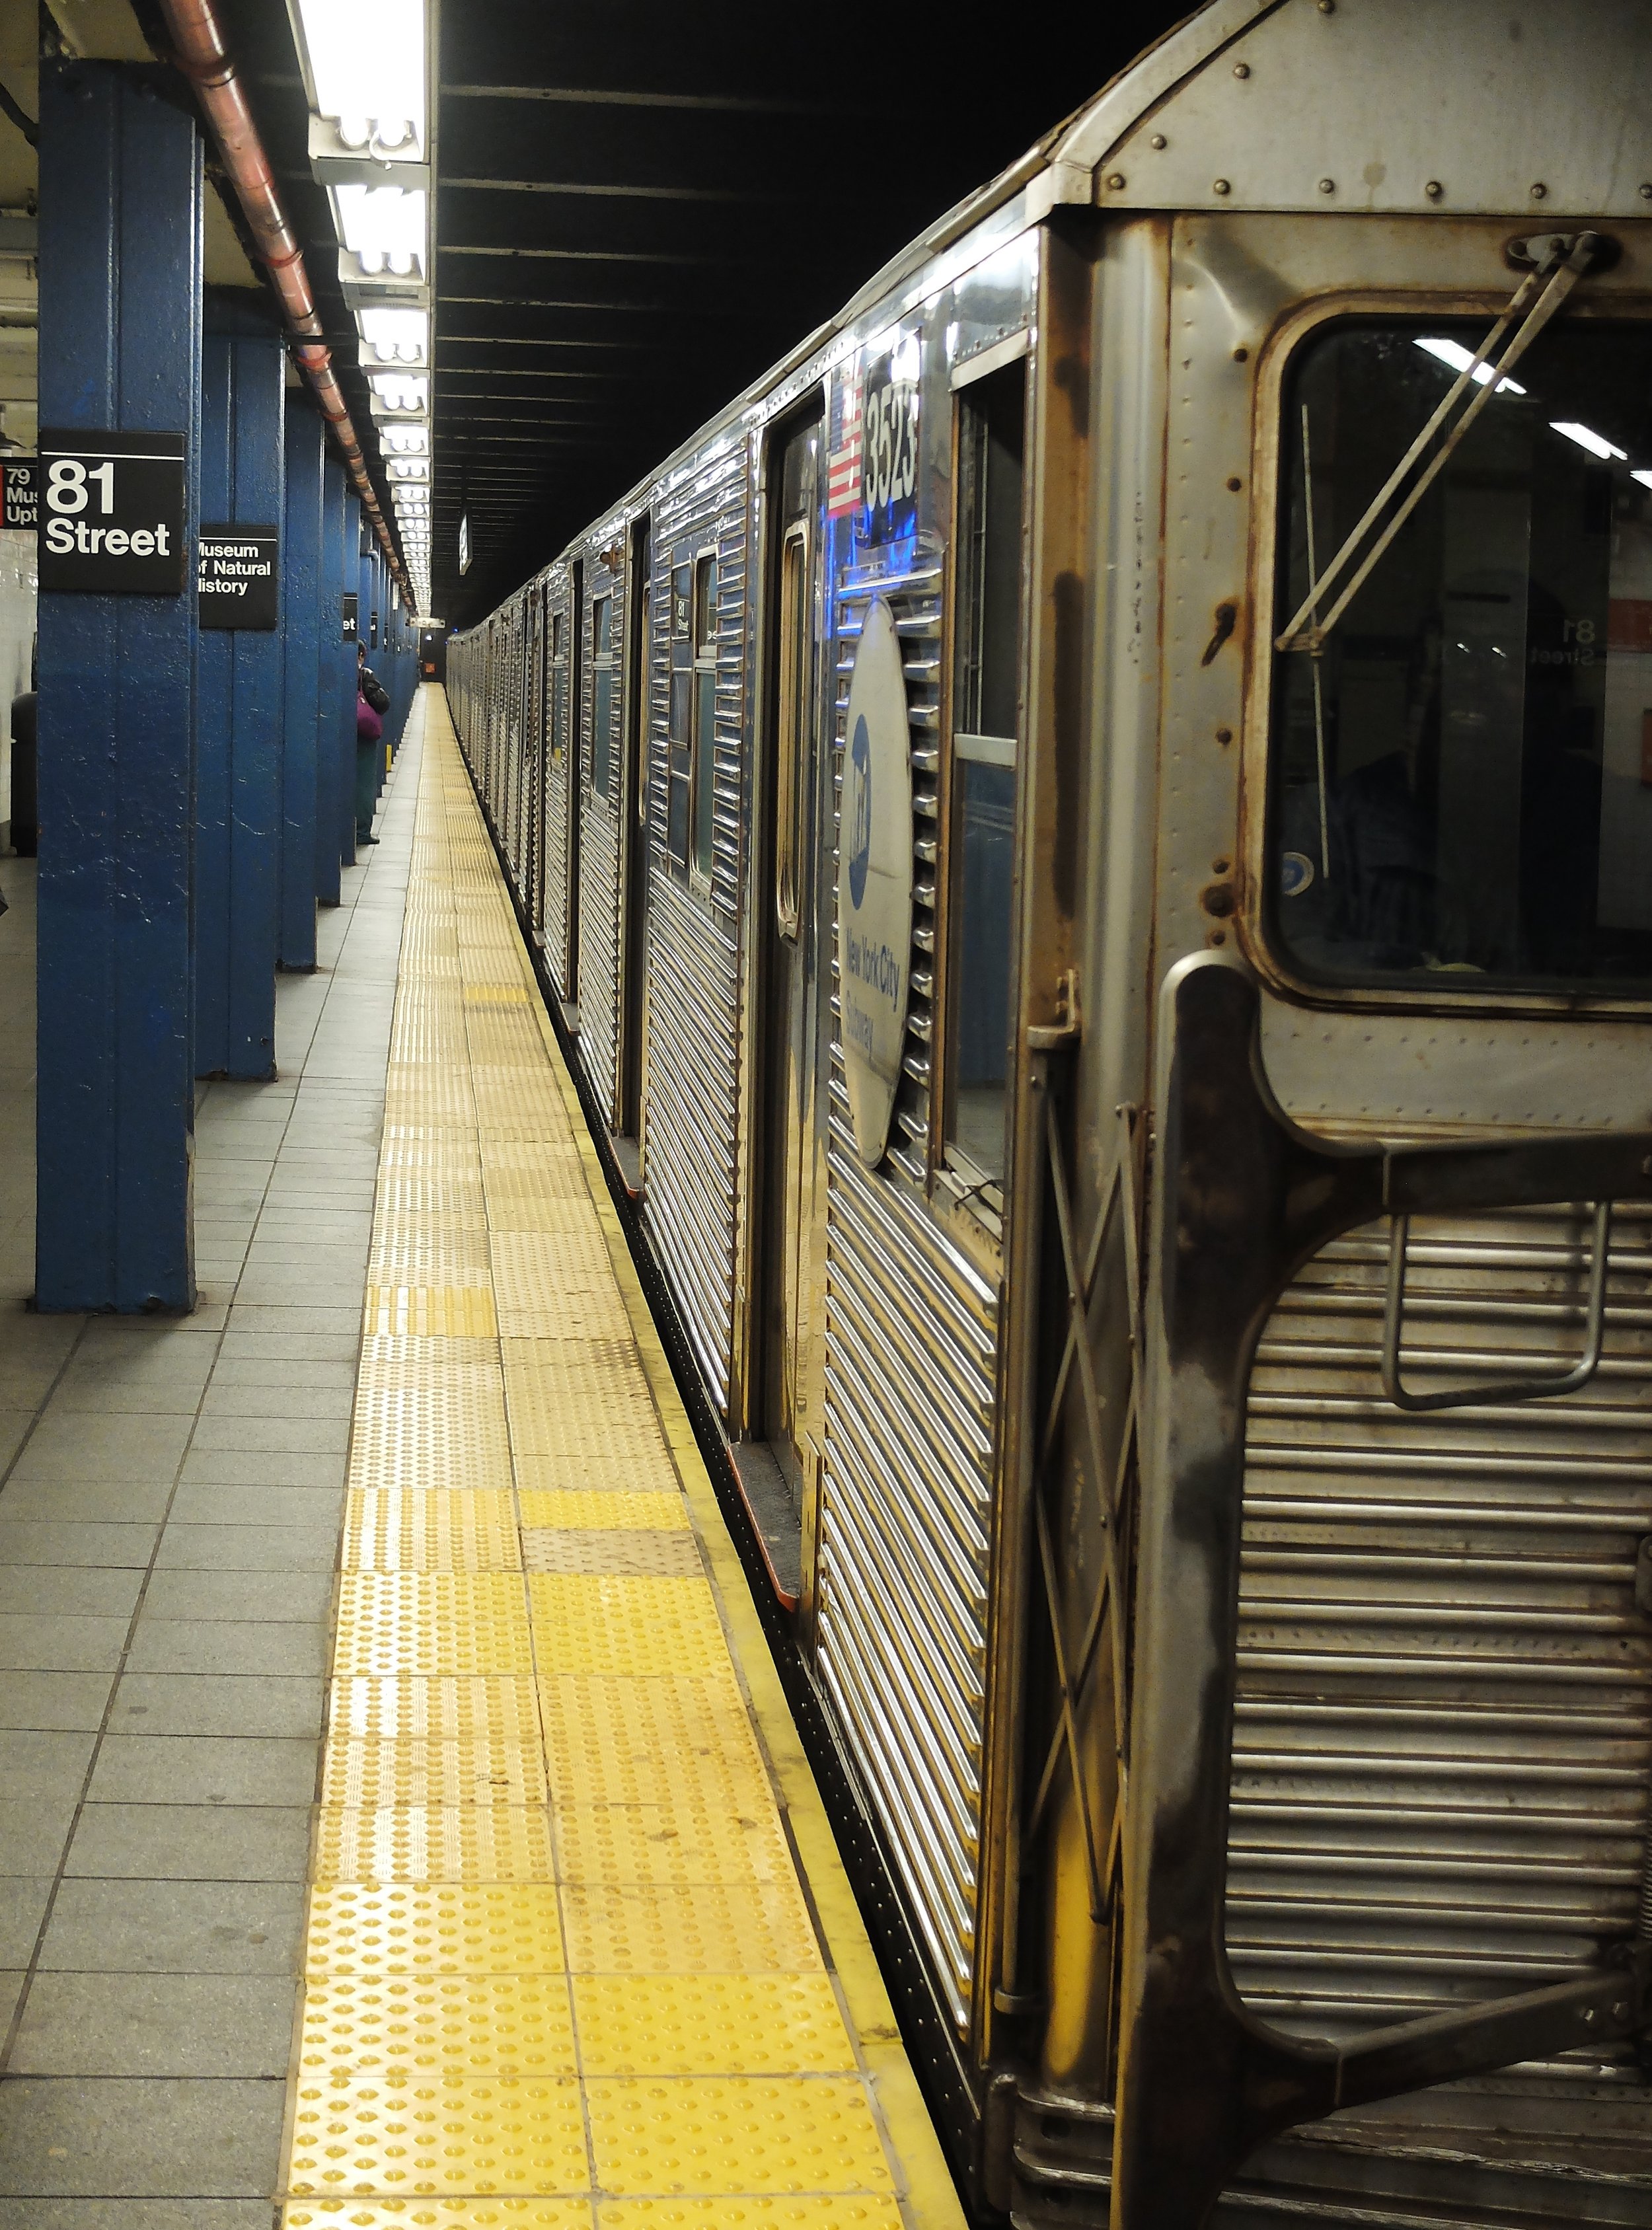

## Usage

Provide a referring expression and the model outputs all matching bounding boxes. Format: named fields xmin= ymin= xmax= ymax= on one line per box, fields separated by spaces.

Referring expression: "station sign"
xmin=198 ymin=525 xmax=278 ymax=630
xmin=37 ymin=428 xmax=186 ymax=594
xmin=2 ymin=459 xmax=36 ymax=531
xmin=342 ymin=591 xmax=359 ymax=641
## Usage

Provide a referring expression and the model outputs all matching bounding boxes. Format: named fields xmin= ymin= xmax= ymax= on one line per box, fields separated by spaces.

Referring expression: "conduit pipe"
xmin=153 ymin=0 xmax=413 ymax=603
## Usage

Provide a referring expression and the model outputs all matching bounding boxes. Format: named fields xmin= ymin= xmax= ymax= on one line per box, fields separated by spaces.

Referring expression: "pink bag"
xmin=357 ymin=691 xmax=383 ymax=744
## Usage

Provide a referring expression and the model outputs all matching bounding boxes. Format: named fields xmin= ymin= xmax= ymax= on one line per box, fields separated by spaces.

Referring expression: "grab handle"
xmin=1381 ymin=1199 xmax=1612 ymax=1413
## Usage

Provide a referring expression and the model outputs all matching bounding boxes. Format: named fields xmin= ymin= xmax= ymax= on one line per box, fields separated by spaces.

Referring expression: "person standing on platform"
xmin=356 ymin=641 xmax=389 ymax=847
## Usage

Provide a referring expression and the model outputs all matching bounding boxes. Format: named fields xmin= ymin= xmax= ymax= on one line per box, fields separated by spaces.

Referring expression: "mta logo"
xmin=848 ymin=714 xmax=872 ymax=908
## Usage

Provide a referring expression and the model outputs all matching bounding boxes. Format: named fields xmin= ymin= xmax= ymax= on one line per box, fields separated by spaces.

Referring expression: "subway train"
xmin=447 ymin=3 xmax=1652 ymax=2223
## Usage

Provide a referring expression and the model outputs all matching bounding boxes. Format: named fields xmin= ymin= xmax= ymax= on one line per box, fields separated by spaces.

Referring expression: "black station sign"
xmin=342 ymin=591 xmax=359 ymax=642
xmin=2 ymin=460 xmax=36 ymax=531
xmin=198 ymin=525 xmax=278 ymax=630
xmin=38 ymin=428 xmax=186 ymax=594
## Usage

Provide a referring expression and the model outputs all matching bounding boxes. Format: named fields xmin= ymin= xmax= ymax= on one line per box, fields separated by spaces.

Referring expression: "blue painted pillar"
xmin=338 ymin=486 xmax=363 ymax=868
xmin=36 ymin=61 xmax=202 ymax=1314
xmin=280 ymin=396 xmax=324 ymax=968
xmin=195 ymin=299 xmax=283 ymax=1078
xmin=317 ymin=453 xmax=346 ymax=903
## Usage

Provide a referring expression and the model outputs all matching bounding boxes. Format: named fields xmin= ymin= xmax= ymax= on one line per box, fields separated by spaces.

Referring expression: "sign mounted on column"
xmin=2 ymin=460 xmax=36 ymax=530
xmin=342 ymin=591 xmax=358 ymax=641
xmin=37 ymin=429 xmax=186 ymax=593
xmin=198 ymin=525 xmax=278 ymax=629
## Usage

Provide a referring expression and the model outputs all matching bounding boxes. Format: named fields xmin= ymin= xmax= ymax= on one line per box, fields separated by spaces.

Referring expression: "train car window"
xmin=549 ymin=609 xmax=566 ymax=764
xmin=1271 ymin=317 xmax=1652 ymax=994
xmin=692 ymin=552 xmax=719 ymax=885
xmin=946 ymin=363 xmax=1026 ymax=1189
xmin=667 ymin=564 xmax=693 ymax=866
xmin=775 ymin=526 xmax=808 ymax=938
xmin=591 ymin=594 xmax=614 ymax=801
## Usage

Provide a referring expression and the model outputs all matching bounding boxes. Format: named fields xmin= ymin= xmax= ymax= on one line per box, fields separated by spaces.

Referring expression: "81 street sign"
xmin=38 ymin=429 xmax=187 ymax=595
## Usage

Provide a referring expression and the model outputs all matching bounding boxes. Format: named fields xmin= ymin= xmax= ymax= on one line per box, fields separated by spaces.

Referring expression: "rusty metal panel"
xmin=1232 ymin=1203 xmax=1652 ymax=2186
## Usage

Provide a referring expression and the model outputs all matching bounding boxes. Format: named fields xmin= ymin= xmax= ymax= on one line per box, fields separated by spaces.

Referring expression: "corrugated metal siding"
xmin=815 ymin=560 xmax=1000 ymax=2031
xmin=577 ymin=558 xmax=624 ymax=1122
xmin=1231 ymin=1201 xmax=1652 ymax=2165
xmin=543 ymin=572 xmax=574 ymax=998
xmin=638 ymin=439 xmax=749 ymax=1411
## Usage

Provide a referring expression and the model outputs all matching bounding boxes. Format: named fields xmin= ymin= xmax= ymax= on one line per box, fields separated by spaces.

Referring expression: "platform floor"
xmin=0 ymin=688 xmax=962 ymax=2228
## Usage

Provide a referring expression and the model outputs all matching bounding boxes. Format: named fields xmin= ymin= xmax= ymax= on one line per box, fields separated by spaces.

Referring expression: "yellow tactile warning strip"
xmin=278 ymin=695 xmax=966 ymax=2230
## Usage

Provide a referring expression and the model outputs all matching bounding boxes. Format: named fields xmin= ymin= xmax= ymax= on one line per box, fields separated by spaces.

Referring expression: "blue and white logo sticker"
xmin=837 ymin=597 xmax=913 ymax=1167
xmin=1281 ymin=849 xmax=1316 ymax=899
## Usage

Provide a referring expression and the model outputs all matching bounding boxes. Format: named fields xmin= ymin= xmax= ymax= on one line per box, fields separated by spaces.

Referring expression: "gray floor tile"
xmin=140 ymin=1569 xmax=334 ymax=1624
xmin=0 ymin=1730 xmax=96 ymax=1802
xmin=156 ymin=1523 xmax=338 ymax=1573
xmin=0 ymin=2201 xmax=274 ymax=2228
xmin=0 ymin=1522 xmax=159 ymax=1567
xmin=212 ymin=1333 xmax=361 ymax=1363
xmin=0 ymin=2076 xmax=285 ymax=2195
xmin=0 ymin=1795 xmax=79 ymax=1876
xmin=0 ymin=2204 xmax=274 ymax=2230
xmin=0 ymin=1673 xmax=114 ymax=1734
xmin=65 ymin=1801 xmax=312 ymax=1882
xmin=124 ymin=1618 xmax=329 ymax=1680
xmin=178 ymin=1448 xmax=346 ymax=1491
xmin=0 ymin=1617 xmax=130 ymax=1674
xmin=219 ymin=1307 xmax=365 ymax=1338
xmin=0 ymin=1569 xmax=143 ymax=1619
xmin=167 ymin=1483 xmax=344 ymax=1530
xmin=0 ymin=1969 xmax=23 ymax=2030
xmin=11 ymin=1972 xmax=298 ymax=2075
xmin=188 ymin=1427 xmax=350 ymax=1463
xmin=0 ymin=1875 xmax=52 ymax=1964
xmin=38 ymin=1878 xmax=305 ymax=1975
xmin=87 ymin=1734 xmax=317 ymax=1808
xmin=9 ymin=1413 xmax=195 ymax=1481
xmin=198 ymin=1382 xmax=354 ymax=1423
xmin=109 ymin=1674 xmax=324 ymax=1739
xmin=0 ymin=1479 xmax=175 ymax=1524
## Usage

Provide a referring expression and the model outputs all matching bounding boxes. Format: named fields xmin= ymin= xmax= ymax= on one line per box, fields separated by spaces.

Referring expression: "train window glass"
xmin=775 ymin=527 xmax=807 ymax=938
xmin=550 ymin=610 xmax=566 ymax=764
xmin=667 ymin=667 xmax=691 ymax=866
xmin=946 ymin=363 xmax=1026 ymax=1188
xmin=591 ymin=595 xmax=614 ymax=801
xmin=692 ymin=552 xmax=719 ymax=885
xmin=1271 ymin=317 xmax=1652 ymax=993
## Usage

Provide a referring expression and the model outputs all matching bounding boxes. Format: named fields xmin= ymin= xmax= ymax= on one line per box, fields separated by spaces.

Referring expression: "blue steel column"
xmin=36 ymin=61 xmax=202 ymax=1313
xmin=196 ymin=299 xmax=283 ymax=1078
xmin=280 ymin=395 xmax=324 ymax=967
xmin=317 ymin=452 xmax=346 ymax=904
xmin=340 ymin=490 xmax=364 ymax=863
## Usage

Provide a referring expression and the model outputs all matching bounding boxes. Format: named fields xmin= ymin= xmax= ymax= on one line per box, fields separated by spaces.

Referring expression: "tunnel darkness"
xmin=202 ymin=0 xmax=1185 ymax=628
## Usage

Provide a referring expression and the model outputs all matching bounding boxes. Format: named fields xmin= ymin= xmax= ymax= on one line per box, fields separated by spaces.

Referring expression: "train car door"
xmin=566 ymin=559 xmax=584 ymax=1005
xmin=760 ymin=408 xmax=826 ymax=1533
xmin=618 ymin=517 xmax=652 ymax=1159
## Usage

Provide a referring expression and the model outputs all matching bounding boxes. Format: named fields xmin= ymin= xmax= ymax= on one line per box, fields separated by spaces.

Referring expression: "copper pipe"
xmin=153 ymin=0 xmax=414 ymax=603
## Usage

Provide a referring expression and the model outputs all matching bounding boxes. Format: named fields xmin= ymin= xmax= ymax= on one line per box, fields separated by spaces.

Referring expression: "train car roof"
xmin=484 ymin=0 xmax=1652 ymax=614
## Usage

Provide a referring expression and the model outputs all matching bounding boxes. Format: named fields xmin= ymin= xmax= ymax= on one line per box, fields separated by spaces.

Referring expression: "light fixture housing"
xmin=289 ymin=0 xmax=432 ymax=186
xmin=334 ymin=184 xmax=430 ymax=307
xmin=357 ymin=307 xmax=430 ymax=371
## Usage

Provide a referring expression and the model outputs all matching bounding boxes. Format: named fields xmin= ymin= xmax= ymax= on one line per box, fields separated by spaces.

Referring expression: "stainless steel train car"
xmin=447 ymin=3 xmax=1652 ymax=2221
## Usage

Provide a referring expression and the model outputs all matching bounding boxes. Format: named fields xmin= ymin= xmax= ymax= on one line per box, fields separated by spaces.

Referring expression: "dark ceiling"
xmin=187 ymin=1 xmax=1189 ymax=629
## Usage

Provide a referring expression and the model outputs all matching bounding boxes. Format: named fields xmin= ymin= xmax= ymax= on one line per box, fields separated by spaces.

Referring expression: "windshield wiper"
xmin=1276 ymin=232 xmax=1603 ymax=657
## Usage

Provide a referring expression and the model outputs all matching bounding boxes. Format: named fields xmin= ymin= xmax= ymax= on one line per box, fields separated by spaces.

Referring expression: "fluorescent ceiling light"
xmin=1633 ymin=470 xmax=1652 ymax=492
xmin=1414 ymin=336 xmax=1526 ymax=394
xmin=358 ymin=308 xmax=427 ymax=365
xmin=1551 ymin=419 xmax=1627 ymax=461
xmin=369 ymin=372 xmax=428 ymax=412
xmin=291 ymin=0 xmax=426 ymax=161
xmin=333 ymin=184 xmax=427 ymax=278
xmin=389 ymin=459 xmax=430 ymax=482
xmin=381 ymin=426 xmax=429 ymax=456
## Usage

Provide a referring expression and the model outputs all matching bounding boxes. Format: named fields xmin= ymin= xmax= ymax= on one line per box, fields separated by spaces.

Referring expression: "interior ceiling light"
xmin=332 ymin=184 xmax=427 ymax=280
xmin=389 ymin=458 xmax=430 ymax=482
xmin=290 ymin=0 xmax=428 ymax=171
xmin=381 ymin=425 xmax=428 ymax=455
xmin=368 ymin=372 xmax=428 ymax=413
xmin=1551 ymin=419 xmax=1627 ymax=461
xmin=358 ymin=307 xmax=428 ymax=366
xmin=1414 ymin=336 xmax=1526 ymax=395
